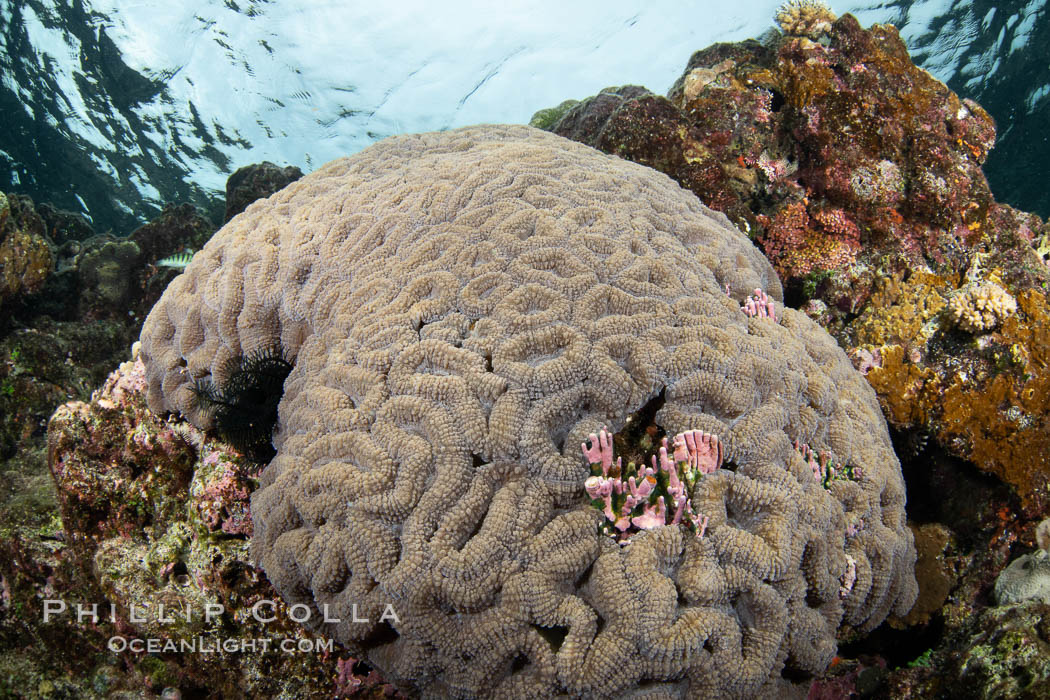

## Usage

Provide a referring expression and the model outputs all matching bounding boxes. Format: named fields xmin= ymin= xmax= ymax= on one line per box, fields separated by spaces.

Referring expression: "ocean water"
xmin=0 ymin=0 xmax=1046 ymax=235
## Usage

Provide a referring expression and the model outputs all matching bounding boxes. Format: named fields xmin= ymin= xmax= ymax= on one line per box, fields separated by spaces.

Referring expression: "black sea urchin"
xmin=190 ymin=344 xmax=292 ymax=462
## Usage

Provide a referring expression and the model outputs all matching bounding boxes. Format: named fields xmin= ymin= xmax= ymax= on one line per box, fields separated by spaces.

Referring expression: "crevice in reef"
xmin=612 ymin=387 xmax=668 ymax=468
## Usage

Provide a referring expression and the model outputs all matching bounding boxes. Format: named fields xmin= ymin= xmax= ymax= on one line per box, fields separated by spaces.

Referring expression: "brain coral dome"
xmin=139 ymin=124 xmax=917 ymax=698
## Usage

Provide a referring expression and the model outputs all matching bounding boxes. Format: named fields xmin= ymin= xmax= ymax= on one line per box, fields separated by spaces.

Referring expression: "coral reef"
xmin=883 ymin=603 xmax=1050 ymax=699
xmin=5 ymin=4 xmax=1044 ymax=694
xmin=860 ymin=278 xmax=1050 ymax=513
xmin=7 ymin=196 xmax=216 ymax=330
xmin=538 ymin=12 xmax=1029 ymax=319
xmin=0 ymin=190 xmax=216 ymax=566
xmin=533 ymin=9 xmax=1050 ymax=512
xmin=0 ymin=168 xmax=281 ymax=697
xmin=139 ymin=124 xmax=916 ymax=697
xmin=1 ymin=316 xmax=127 ymax=415
xmin=801 ymin=439 xmax=1037 ymax=698
xmin=0 ymin=159 xmax=378 ymax=695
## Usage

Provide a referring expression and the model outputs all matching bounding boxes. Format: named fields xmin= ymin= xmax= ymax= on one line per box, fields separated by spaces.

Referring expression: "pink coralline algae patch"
xmin=193 ymin=450 xmax=255 ymax=536
xmin=46 ymin=358 xmax=196 ymax=549
xmin=51 ymin=355 xmax=261 ymax=542
xmin=582 ymin=426 xmax=721 ymax=543
xmin=93 ymin=356 xmax=148 ymax=410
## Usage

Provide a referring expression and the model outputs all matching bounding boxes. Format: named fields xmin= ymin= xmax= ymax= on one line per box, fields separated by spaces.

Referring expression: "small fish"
xmin=156 ymin=252 xmax=194 ymax=269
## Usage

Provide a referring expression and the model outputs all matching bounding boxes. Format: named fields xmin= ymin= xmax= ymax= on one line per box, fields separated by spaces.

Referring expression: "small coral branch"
xmin=742 ymin=288 xmax=777 ymax=322
xmin=672 ymin=429 xmax=724 ymax=475
xmin=794 ymin=439 xmax=863 ymax=489
xmin=582 ymin=427 xmax=719 ymax=543
xmin=947 ymin=280 xmax=1017 ymax=333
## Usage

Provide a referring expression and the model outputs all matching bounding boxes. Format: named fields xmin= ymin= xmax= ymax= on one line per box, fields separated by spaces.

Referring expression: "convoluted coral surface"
xmin=139 ymin=125 xmax=916 ymax=698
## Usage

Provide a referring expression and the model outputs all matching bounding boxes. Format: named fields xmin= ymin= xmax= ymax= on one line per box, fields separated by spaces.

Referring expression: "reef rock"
xmin=224 ymin=161 xmax=304 ymax=223
xmin=42 ymin=354 xmax=399 ymax=698
xmin=0 ymin=191 xmax=53 ymax=310
xmin=139 ymin=124 xmax=916 ymax=697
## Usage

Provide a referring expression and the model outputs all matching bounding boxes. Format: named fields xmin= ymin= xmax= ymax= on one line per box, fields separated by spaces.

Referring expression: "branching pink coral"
xmin=742 ymin=288 xmax=777 ymax=322
xmin=672 ymin=428 xmax=723 ymax=474
xmin=794 ymin=439 xmax=863 ymax=488
xmin=583 ymin=427 xmax=720 ymax=543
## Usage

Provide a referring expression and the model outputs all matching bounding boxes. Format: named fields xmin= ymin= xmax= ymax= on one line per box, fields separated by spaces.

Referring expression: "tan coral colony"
xmin=139 ymin=125 xmax=917 ymax=698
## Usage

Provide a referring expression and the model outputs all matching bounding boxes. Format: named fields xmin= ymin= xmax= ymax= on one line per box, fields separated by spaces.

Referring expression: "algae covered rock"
xmin=76 ymin=237 xmax=142 ymax=316
xmin=0 ymin=191 xmax=53 ymax=309
xmin=538 ymin=12 xmax=1009 ymax=315
xmin=223 ymin=161 xmax=304 ymax=223
xmin=43 ymin=354 xmax=399 ymax=698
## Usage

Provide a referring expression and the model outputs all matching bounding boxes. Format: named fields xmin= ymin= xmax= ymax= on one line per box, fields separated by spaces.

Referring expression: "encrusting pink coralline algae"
xmin=583 ymin=427 xmax=722 ymax=543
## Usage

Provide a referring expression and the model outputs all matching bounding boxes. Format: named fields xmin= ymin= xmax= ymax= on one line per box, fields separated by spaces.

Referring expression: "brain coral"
xmin=139 ymin=124 xmax=917 ymax=698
